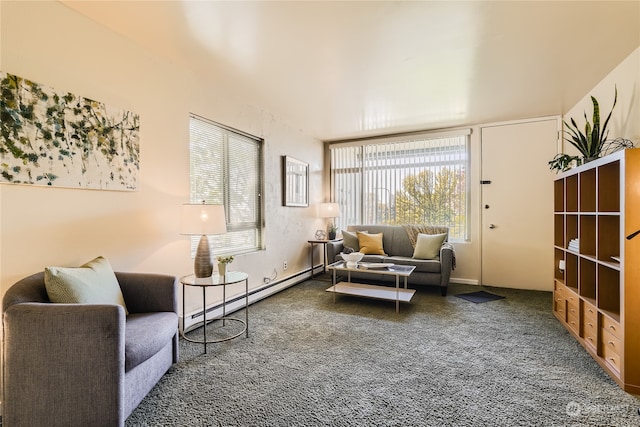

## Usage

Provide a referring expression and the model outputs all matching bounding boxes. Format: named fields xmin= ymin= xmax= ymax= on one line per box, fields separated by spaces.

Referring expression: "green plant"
xmin=563 ymin=86 xmax=617 ymax=160
xmin=548 ymin=153 xmax=581 ymax=173
xmin=327 ymin=222 xmax=338 ymax=233
xmin=217 ymin=255 xmax=234 ymax=264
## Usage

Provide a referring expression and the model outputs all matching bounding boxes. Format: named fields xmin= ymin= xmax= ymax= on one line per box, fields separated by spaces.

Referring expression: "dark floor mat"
xmin=455 ymin=290 xmax=505 ymax=304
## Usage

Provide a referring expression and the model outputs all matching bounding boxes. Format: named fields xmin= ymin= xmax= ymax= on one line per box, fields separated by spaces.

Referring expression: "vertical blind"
xmin=189 ymin=114 xmax=263 ymax=256
xmin=330 ymin=131 xmax=470 ymax=241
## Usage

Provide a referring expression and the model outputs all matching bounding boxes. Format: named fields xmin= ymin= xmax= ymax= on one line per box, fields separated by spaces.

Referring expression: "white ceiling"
xmin=62 ymin=1 xmax=640 ymax=141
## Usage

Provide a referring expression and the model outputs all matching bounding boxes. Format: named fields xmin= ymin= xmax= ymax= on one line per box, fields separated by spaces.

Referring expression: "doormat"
xmin=455 ymin=291 xmax=505 ymax=304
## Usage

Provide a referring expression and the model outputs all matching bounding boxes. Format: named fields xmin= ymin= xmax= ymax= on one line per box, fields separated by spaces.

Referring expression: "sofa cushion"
xmin=357 ymin=232 xmax=386 ymax=255
xmin=44 ymin=256 xmax=128 ymax=314
xmin=386 ymin=256 xmax=442 ymax=274
xmin=413 ymin=233 xmax=447 ymax=259
xmin=125 ymin=312 xmax=178 ymax=371
xmin=361 ymin=255 xmax=386 ymax=263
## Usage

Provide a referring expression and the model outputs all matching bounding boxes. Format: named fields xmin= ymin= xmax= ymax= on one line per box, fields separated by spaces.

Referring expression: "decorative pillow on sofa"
xmin=342 ymin=230 xmax=360 ymax=251
xmin=412 ymin=233 xmax=447 ymax=259
xmin=357 ymin=232 xmax=386 ymax=255
xmin=44 ymin=256 xmax=128 ymax=314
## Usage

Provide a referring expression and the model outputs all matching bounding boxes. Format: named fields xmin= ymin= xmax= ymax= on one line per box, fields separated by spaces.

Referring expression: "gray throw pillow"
xmin=342 ymin=230 xmax=361 ymax=251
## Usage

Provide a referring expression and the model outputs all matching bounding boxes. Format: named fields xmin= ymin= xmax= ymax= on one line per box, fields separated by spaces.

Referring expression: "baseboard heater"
xmin=181 ymin=267 xmax=314 ymax=333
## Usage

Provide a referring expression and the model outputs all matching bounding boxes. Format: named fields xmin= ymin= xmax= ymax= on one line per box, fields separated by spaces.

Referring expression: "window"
xmin=189 ymin=114 xmax=264 ymax=256
xmin=330 ymin=130 xmax=470 ymax=241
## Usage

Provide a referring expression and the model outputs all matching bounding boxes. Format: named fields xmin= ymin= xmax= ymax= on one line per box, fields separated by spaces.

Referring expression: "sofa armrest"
xmin=439 ymin=243 xmax=455 ymax=287
xmin=326 ymin=241 xmax=345 ymax=265
xmin=3 ymin=303 xmax=126 ymax=426
xmin=116 ymin=272 xmax=177 ymax=314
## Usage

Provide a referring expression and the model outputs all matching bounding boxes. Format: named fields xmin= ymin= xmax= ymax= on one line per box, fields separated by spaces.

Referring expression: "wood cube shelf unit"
xmin=553 ymin=149 xmax=640 ymax=393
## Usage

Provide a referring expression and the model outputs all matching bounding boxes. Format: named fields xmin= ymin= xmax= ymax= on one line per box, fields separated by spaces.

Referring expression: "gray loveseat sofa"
xmin=2 ymin=271 xmax=179 ymax=426
xmin=326 ymin=224 xmax=455 ymax=296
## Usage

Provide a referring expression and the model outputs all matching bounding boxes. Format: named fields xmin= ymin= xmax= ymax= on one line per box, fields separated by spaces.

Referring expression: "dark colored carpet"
xmin=455 ymin=290 xmax=505 ymax=304
xmin=126 ymin=280 xmax=640 ymax=426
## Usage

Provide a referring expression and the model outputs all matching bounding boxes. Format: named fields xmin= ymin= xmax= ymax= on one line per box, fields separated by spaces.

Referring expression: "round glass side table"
xmin=180 ymin=272 xmax=249 ymax=354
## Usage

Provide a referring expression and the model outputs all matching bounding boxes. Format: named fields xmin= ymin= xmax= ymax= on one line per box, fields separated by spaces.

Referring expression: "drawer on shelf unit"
xmin=566 ymin=295 xmax=579 ymax=318
xmin=583 ymin=321 xmax=597 ymax=349
xmin=602 ymin=316 xmax=622 ymax=340
xmin=553 ymin=288 xmax=566 ymax=319
xmin=582 ymin=301 xmax=597 ymax=321
xmin=567 ymin=312 xmax=580 ymax=335
xmin=602 ymin=341 xmax=622 ymax=373
xmin=602 ymin=329 xmax=623 ymax=355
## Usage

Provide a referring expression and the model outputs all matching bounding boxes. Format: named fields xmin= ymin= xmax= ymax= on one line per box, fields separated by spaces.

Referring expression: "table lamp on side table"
xmin=319 ymin=202 xmax=340 ymax=240
xmin=180 ymin=202 xmax=227 ymax=278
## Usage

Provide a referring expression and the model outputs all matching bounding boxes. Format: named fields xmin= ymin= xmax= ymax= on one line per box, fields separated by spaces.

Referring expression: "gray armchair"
xmin=2 ymin=271 xmax=179 ymax=426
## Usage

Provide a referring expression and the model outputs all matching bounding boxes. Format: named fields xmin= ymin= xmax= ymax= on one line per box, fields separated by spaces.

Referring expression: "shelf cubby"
xmin=565 ymin=252 xmax=578 ymax=291
xmin=598 ymin=160 xmax=620 ymax=212
xmin=554 ymin=179 xmax=565 ymax=212
xmin=554 ymin=248 xmax=565 ymax=282
xmin=580 ymin=168 xmax=597 ymax=212
xmin=579 ymin=258 xmax=596 ymax=300
xmin=554 ymin=215 xmax=564 ymax=247
xmin=597 ymin=265 xmax=620 ymax=318
xmin=579 ymin=215 xmax=596 ymax=257
xmin=566 ymin=174 xmax=578 ymax=212
xmin=566 ymin=215 xmax=578 ymax=248
xmin=598 ymin=215 xmax=620 ymax=263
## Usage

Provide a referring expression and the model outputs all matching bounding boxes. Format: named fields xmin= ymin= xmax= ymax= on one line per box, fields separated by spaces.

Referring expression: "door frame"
xmin=479 ymin=116 xmax=562 ymax=288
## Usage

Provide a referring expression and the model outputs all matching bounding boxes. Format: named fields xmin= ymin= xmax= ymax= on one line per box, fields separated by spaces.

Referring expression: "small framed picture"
xmin=282 ymin=156 xmax=308 ymax=207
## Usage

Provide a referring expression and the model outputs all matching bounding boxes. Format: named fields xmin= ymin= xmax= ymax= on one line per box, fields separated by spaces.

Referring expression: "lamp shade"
xmin=180 ymin=203 xmax=227 ymax=236
xmin=318 ymin=202 xmax=340 ymax=218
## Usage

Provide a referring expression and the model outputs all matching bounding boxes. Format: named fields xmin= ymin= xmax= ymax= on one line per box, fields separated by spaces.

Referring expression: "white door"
xmin=481 ymin=118 xmax=560 ymax=291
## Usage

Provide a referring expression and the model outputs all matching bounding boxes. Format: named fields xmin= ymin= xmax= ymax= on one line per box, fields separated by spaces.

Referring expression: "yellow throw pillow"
xmin=357 ymin=232 xmax=386 ymax=255
xmin=412 ymin=233 xmax=447 ymax=259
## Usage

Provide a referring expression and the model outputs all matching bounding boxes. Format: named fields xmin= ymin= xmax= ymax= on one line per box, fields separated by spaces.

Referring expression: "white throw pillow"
xmin=44 ymin=256 xmax=128 ymax=314
xmin=412 ymin=233 xmax=447 ymax=260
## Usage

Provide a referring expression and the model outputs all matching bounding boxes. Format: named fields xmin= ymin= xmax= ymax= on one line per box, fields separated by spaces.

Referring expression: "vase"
xmin=328 ymin=231 xmax=337 ymax=240
xmin=218 ymin=263 xmax=226 ymax=276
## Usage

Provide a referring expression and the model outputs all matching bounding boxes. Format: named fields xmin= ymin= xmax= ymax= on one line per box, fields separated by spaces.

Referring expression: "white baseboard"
xmin=450 ymin=278 xmax=479 ymax=286
xmin=181 ymin=269 xmax=313 ymax=333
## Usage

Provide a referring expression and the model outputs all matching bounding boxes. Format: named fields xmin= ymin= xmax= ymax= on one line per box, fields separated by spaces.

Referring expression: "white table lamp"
xmin=319 ymin=202 xmax=340 ymax=238
xmin=180 ymin=202 xmax=227 ymax=278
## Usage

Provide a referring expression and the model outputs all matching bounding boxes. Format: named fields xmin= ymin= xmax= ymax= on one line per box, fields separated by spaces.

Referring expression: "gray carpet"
xmin=126 ymin=279 xmax=640 ymax=426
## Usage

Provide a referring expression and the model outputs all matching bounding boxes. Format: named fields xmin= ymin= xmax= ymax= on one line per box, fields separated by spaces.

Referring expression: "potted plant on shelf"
xmin=217 ymin=255 xmax=234 ymax=276
xmin=327 ymin=222 xmax=338 ymax=240
xmin=548 ymin=86 xmax=631 ymax=173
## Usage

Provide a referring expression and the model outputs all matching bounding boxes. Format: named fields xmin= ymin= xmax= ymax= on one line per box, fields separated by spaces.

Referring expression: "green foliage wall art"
xmin=0 ymin=71 xmax=139 ymax=190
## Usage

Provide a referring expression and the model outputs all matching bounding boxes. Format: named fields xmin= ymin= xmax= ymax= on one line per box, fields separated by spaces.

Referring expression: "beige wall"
xmin=0 ymin=1 xmax=325 ymax=315
xmin=564 ymin=48 xmax=640 ymax=152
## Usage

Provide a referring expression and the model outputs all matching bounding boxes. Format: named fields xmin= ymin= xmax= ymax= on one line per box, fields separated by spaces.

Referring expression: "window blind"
xmin=330 ymin=132 xmax=469 ymax=241
xmin=189 ymin=114 xmax=264 ymax=256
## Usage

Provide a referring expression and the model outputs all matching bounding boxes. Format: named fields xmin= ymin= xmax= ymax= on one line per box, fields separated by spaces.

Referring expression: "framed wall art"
xmin=282 ymin=155 xmax=308 ymax=207
xmin=0 ymin=71 xmax=140 ymax=191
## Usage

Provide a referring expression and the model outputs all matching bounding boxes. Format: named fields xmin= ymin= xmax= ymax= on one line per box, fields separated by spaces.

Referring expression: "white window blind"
xmin=189 ymin=114 xmax=263 ymax=256
xmin=330 ymin=131 xmax=469 ymax=241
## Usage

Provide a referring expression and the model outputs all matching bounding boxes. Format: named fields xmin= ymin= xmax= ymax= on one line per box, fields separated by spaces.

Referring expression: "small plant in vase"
xmin=217 ymin=255 xmax=234 ymax=276
xmin=327 ymin=222 xmax=338 ymax=240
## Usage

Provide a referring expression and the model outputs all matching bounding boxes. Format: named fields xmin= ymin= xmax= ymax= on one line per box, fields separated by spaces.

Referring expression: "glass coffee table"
xmin=326 ymin=261 xmax=416 ymax=313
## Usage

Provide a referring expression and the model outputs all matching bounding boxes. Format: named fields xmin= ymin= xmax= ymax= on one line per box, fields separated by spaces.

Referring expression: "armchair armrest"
xmin=326 ymin=241 xmax=345 ymax=265
xmin=3 ymin=303 xmax=126 ymax=426
xmin=116 ymin=272 xmax=177 ymax=314
xmin=439 ymin=243 xmax=455 ymax=287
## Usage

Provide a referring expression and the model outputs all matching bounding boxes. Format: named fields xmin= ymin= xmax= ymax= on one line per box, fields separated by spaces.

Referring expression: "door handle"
xmin=489 ymin=224 xmax=496 ymax=229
